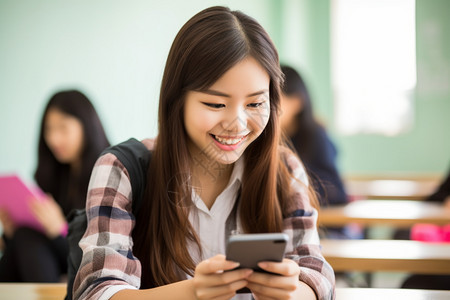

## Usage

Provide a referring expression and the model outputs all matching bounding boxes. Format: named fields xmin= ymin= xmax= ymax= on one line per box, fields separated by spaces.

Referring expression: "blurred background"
xmin=1 ymin=0 xmax=449 ymax=182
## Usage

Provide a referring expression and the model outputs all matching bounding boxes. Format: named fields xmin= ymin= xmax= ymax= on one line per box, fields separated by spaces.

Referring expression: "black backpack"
xmin=65 ymin=138 xmax=151 ymax=300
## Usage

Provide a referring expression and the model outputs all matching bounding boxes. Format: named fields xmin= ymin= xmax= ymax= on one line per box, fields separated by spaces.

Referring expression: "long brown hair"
xmin=133 ymin=6 xmax=315 ymax=288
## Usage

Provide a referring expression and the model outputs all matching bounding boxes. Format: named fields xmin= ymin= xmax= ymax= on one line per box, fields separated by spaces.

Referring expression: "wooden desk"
xmin=345 ymin=178 xmax=440 ymax=200
xmin=336 ymin=288 xmax=450 ymax=300
xmin=0 ymin=283 xmax=66 ymax=300
xmin=318 ymin=200 xmax=450 ymax=228
xmin=321 ymin=239 xmax=450 ymax=274
xmin=0 ymin=283 xmax=450 ymax=300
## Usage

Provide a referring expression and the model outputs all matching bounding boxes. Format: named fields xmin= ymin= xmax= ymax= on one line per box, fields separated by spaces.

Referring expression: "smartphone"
xmin=226 ymin=233 xmax=289 ymax=293
xmin=226 ymin=233 xmax=289 ymax=272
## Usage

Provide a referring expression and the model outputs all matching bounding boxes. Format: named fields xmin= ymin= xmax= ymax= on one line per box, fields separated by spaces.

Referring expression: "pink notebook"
xmin=0 ymin=174 xmax=47 ymax=233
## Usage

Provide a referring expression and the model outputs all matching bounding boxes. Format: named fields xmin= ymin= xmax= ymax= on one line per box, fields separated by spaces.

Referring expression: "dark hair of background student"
xmin=281 ymin=65 xmax=315 ymax=152
xmin=34 ymin=90 xmax=110 ymax=215
xmin=132 ymin=6 xmax=317 ymax=288
xmin=280 ymin=65 xmax=348 ymax=207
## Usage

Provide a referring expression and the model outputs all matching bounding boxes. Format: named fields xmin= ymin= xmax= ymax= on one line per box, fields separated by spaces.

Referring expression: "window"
xmin=331 ymin=0 xmax=416 ymax=135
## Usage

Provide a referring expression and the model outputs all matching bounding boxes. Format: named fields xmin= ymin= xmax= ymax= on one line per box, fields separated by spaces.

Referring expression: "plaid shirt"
xmin=73 ymin=142 xmax=335 ymax=300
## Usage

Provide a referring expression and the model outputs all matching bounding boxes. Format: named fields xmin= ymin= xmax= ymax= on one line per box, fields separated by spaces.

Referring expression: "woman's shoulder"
xmin=95 ymin=137 xmax=155 ymax=175
xmin=279 ymin=145 xmax=314 ymax=214
xmin=89 ymin=138 xmax=154 ymax=207
xmin=279 ymin=145 xmax=300 ymax=168
xmin=279 ymin=145 xmax=308 ymax=186
xmin=140 ymin=138 xmax=156 ymax=151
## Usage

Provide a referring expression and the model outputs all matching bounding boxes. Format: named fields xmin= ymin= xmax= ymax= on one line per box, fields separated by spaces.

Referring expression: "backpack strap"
xmin=100 ymin=138 xmax=151 ymax=216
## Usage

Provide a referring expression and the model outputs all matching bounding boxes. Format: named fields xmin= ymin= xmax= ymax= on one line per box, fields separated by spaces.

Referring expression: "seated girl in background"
xmin=427 ymin=164 xmax=450 ymax=206
xmin=73 ymin=6 xmax=335 ymax=300
xmin=279 ymin=65 xmax=348 ymax=208
xmin=0 ymin=90 xmax=110 ymax=282
xmin=280 ymin=65 xmax=359 ymax=239
xmin=399 ymin=163 xmax=450 ymax=290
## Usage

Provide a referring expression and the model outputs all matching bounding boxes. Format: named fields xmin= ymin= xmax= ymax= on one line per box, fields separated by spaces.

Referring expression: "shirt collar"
xmin=227 ymin=155 xmax=244 ymax=187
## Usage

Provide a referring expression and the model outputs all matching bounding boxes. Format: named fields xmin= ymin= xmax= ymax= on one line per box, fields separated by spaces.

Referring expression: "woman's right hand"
xmin=29 ymin=195 xmax=67 ymax=239
xmin=0 ymin=208 xmax=16 ymax=238
xmin=193 ymin=254 xmax=252 ymax=300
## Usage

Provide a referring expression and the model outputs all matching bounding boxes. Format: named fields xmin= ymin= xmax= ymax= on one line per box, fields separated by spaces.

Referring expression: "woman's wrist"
xmin=46 ymin=221 xmax=68 ymax=239
xmin=60 ymin=222 xmax=69 ymax=237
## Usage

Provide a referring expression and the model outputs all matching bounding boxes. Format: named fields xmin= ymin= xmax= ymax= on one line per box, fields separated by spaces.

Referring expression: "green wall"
xmin=1 ymin=0 xmax=449 ymax=183
xmin=337 ymin=0 xmax=450 ymax=175
xmin=0 ymin=0 xmax=276 ymax=182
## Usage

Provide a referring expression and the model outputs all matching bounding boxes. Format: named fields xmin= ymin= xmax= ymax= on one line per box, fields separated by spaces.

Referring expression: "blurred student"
xmin=0 ymin=90 xmax=110 ymax=282
xmin=400 ymin=163 xmax=450 ymax=290
xmin=427 ymin=164 xmax=450 ymax=206
xmin=280 ymin=65 xmax=354 ymax=239
xmin=280 ymin=65 xmax=347 ymax=207
xmin=394 ymin=163 xmax=450 ymax=240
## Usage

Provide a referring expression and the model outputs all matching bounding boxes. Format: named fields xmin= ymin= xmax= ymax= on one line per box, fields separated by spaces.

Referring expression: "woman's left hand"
xmin=246 ymin=258 xmax=316 ymax=300
xmin=29 ymin=195 xmax=67 ymax=239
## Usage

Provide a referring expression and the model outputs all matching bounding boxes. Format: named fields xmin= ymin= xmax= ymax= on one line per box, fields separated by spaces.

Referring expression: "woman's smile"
xmin=210 ymin=133 xmax=249 ymax=151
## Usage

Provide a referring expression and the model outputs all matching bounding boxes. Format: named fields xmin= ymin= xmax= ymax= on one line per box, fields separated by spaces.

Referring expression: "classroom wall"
xmin=338 ymin=0 xmax=450 ymax=175
xmin=1 ymin=0 xmax=449 ymax=184
xmin=0 ymin=0 xmax=277 ymax=182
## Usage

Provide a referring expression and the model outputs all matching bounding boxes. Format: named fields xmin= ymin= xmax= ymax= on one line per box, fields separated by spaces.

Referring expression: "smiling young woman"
xmin=73 ymin=6 xmax=335 ymax=300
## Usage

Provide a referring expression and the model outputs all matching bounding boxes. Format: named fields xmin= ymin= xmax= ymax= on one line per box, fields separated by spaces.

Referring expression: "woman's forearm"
xmin=111 ymin=279 xmax=196 ymax=300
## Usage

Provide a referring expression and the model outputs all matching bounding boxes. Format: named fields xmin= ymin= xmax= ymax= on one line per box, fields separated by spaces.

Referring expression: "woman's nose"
xmin=222 ymin=108 xmax=247 ymax=133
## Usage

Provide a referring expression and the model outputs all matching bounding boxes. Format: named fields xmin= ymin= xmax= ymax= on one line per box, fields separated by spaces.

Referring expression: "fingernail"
xmin=258 ymin=262 xmax=267 ymax=268
xmin=231 ymin=261 xmax=240 ymax=267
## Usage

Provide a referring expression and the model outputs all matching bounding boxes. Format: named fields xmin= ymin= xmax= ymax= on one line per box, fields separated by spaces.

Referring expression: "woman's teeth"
xmin=213 ymin=135 xmax=244 ymax=145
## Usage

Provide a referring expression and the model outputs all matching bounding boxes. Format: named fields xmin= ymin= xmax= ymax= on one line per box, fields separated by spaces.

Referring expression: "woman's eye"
xmin=247 ymin=102 xmax=265 ymax=108
xmin=202 ymin=102 xmax=225 ymax=109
